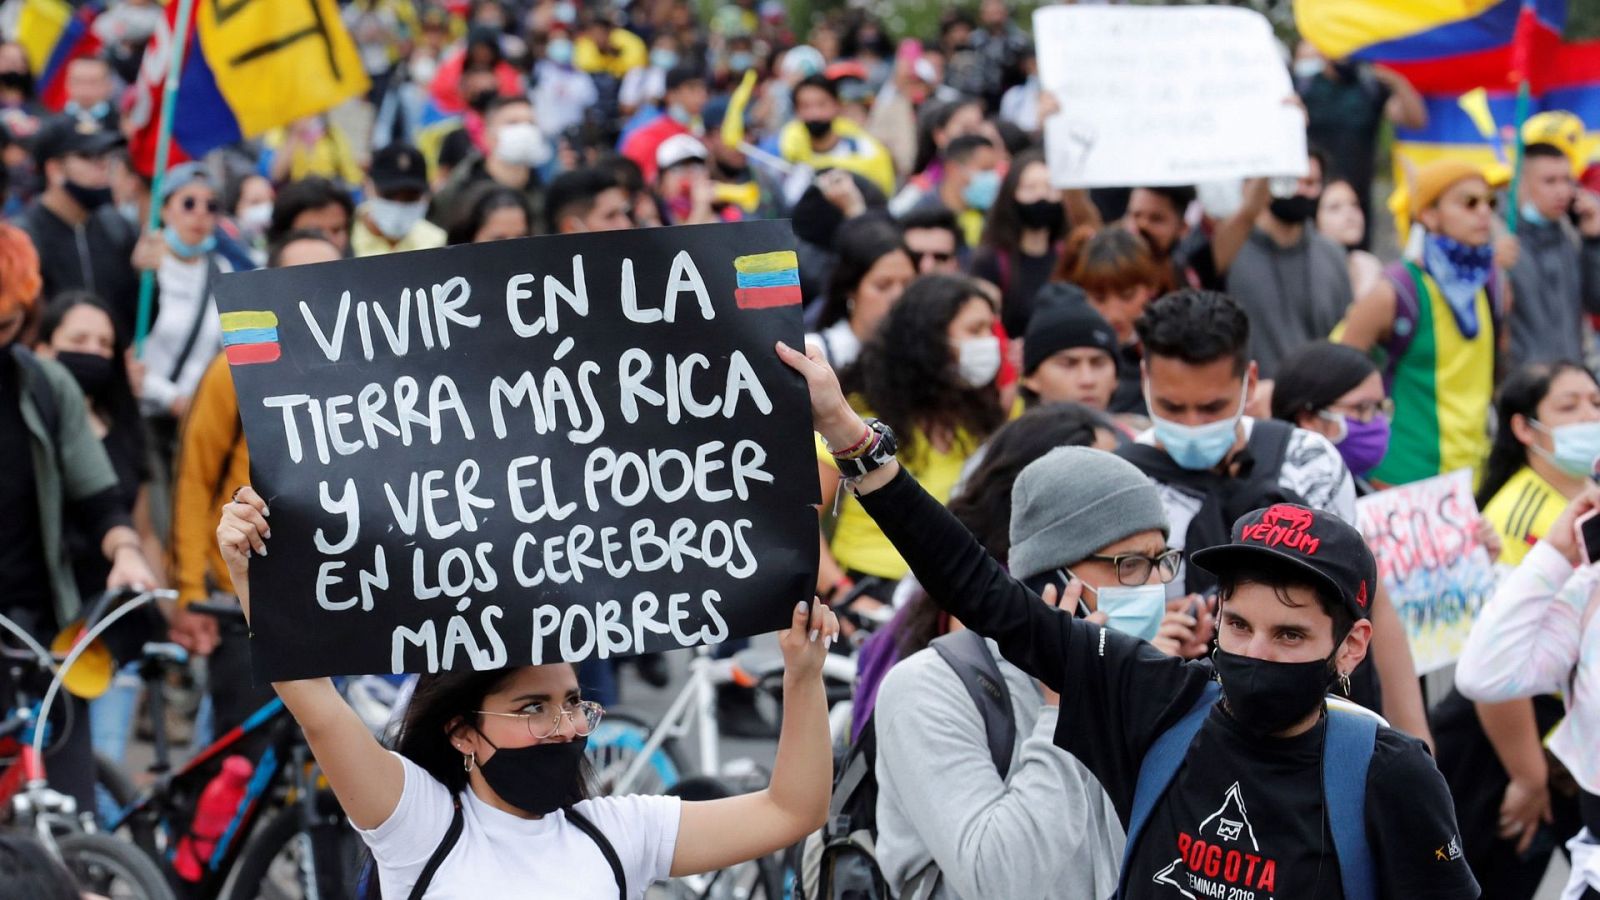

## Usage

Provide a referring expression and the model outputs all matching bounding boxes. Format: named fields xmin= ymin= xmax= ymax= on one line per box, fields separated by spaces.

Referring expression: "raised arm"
xmin=776 ymin=341 xmax=1075 ymax=689
xmin=1337 ymin=277 xmax=1397 ymax=351
xmin=217 ymin=487 xmax=403 ymax=830
xmin=670 ymin=601 xmax=837 ymax=875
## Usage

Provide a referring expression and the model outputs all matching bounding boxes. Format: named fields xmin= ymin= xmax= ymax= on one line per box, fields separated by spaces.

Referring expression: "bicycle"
xmin=585 ymin=644 xmax=857 ymax=899
xmin=101 ymin=600 xmax=369 ymax=900
xmin=0 ymin=592 xmax=175 ymax=900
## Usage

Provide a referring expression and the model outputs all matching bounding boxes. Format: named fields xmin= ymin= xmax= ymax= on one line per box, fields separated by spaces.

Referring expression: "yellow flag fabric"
xmin=196 ymin=0 xmax=370 ymax=138
xmin=1294 ymin=0 xmax=1503 ymax=61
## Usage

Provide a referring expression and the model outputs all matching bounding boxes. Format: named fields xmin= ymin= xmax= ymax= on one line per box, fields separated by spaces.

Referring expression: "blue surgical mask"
xmin=1520 ymin=201 xmax=1551 ymax=228
xmin=1079 ymin=578 xmax=1167 ymax=641
xmin=962 ymin=169 xmax=1001 ymax=211
xmin=668 ymin=103 xmax=692 ymax=125
xmin=163 ymin=225 xmax=216 ymax=260
xmin=1531 ymin=419 xmax=1600 ymax=478
xmin=1146 ymin=381 xmax=1248 ymax=471
xmin=546 ymin=39 xmax=574 ymax=66
xmin=729 ymin=51 xmax=755 ymax=72
xmin=651 ymin=49 xmax=679 ymax=71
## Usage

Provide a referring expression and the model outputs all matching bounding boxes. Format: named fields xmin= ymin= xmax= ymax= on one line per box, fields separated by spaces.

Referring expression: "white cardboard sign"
xmin=1034 ymin=5 xmax=1308 ymax=188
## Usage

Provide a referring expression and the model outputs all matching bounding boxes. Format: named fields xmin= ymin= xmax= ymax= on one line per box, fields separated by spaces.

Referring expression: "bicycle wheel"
xmin=56 ymin=831 xmax=177 ymax=900
xmin=585 ymin=709 xmax=689 ymax=796
xmin=221 ymin=802 xmax=365 ymax=900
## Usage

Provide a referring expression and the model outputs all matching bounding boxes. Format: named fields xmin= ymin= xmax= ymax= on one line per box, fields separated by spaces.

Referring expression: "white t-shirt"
xmin=804 ymin=319 xmax=862 ymax=370
xmin=357 ymin=752 xmax=681 ymax=899
xmin=142 ymin=252 xmax=228 ymax=411
xmin=1135 ymin=417 xmax=1357 ymax=598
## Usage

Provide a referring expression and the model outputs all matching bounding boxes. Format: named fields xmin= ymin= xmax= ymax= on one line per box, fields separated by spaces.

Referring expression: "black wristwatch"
xmin=834 ymin=418 xmax=898 ymax=480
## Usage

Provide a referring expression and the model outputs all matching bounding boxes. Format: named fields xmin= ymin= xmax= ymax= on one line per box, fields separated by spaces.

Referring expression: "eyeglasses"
xmin=1325 ymin=398 xmax=1393 ymax=423
xmin=476 ymin=700 xmax=605 ymax=741
xmin=1083 ymin=549 xmax=1183 ymax=586
xmin=180 ymin=196 xmax=219 ymax=214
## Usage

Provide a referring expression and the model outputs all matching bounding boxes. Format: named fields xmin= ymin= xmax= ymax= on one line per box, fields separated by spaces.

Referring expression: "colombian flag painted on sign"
xmin=733 ymin=252 xmax=802 ymax=309
xmin=127 ymin=0 xmax=369 ymax=176
xmin=220 ymin=311 xmax=281 ymax=366
xmin=1296 ymin=0 xmax=1600 ymax=179
xmin=17 ymin=0 xmax=103 ymax=112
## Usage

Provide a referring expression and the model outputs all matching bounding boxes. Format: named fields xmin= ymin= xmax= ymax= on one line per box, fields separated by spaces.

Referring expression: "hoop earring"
xmin=463 ymin=751 xmax=476 ymax=773
xmin=1337 ymin=670 xmax=1352 ymax=697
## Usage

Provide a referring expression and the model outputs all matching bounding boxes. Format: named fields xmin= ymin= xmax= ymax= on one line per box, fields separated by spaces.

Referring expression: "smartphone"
xmin=1577 ymin=509 xmax=1600 ymax=564
xmin=896 ymin=38 xmax=922 ymax=67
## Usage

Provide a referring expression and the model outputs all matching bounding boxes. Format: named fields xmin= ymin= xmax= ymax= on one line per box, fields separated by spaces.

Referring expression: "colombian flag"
xmin=733 ymin=252 xmax=802 ymax=309
xmin=1296 ymin=0 xmax=1600 ymax=177
xmin=220 ymin=311 xmax=281 ymax=366
xmin=17 ymin=0 xmax=103 ymax=112
xmin=126 ymin=0 xmax=369 ymax=176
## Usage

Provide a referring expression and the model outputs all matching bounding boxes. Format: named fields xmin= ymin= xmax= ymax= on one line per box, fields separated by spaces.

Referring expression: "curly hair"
xmin=840 ymin=273 xmax=1004 ymax=455
xmin=0 ymin=223 xmax=42 ymax=320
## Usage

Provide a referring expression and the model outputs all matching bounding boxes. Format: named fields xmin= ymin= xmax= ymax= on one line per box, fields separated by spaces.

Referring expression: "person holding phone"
xmin=1457 ymin=488 xmax=1600 ymax=900
xmin=1505 ymin=115 xmax=1600 ymax=369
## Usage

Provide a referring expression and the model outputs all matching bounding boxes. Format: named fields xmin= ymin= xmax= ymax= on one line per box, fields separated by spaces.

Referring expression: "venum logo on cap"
xmin=1355 ymin=580 xmax=1369 ymax=609
xmin=1238 ymin=504 xmax=1321 ymax=555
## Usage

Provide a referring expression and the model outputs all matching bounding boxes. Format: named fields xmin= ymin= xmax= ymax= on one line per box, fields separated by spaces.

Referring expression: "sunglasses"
xmin=180 ymin=196 xmax=219 ymax=214
xmin=1454 ymin=194 xmax=1497 ymax=212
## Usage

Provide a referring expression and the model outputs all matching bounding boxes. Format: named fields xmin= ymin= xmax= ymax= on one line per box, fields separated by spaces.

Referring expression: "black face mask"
xmin=54 ymin=351 xmax=115 ymax=400
xmin=467 ymin=88 xmax=498 ymax=114
xmin=476 ymin=736 xmax=588 ymax=816
xmin=64 ymin=179 xmax=113 ymax=211
xmin=803 ymin=119 xmax=832 ymax=140
xmin=1213 ymin=647 xmax=1334 ymax=736
xmin=1269 ymin=194 xmax=1318 ymax=225
xmin=0 ymin=70 xmax=32 ymax=94
xmin=1016 ymin=199 xmax=1064 ymax=231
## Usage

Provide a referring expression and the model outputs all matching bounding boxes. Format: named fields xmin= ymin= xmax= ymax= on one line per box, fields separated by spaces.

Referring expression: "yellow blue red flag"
xmin=16 ymin=0 xmax=103 ymax=111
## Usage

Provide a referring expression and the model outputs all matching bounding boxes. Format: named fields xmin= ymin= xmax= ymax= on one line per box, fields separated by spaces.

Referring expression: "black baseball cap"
xmin=1190 ymin=504 xmax=1376 ymax=620
xmin=33 ymin=113 xmax=123 ymax=167
xmin=1023 ymin=289 xmax=1118 ymax=375
xmin=370 ymin=143 xmax=428 ymax=195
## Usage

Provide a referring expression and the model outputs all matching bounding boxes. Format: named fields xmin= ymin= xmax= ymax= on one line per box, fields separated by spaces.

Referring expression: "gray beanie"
xmin=1009 ymin=447 xmax=1169 ymax=580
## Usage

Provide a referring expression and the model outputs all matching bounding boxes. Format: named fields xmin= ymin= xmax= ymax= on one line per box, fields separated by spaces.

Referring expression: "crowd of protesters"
xmin=1 ymin=0 xmax=1600 ymax=898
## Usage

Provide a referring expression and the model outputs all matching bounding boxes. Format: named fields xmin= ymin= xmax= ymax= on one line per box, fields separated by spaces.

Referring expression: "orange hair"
xmin=1053 ymin=225 xmax=1168 ymax=295
xmin=0 ymin=223 xmax=42 ymax=320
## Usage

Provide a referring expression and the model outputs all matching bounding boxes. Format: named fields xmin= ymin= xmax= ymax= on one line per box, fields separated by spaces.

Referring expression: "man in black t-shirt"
xmin=780 ymin=337 xmax=1480 ymax=899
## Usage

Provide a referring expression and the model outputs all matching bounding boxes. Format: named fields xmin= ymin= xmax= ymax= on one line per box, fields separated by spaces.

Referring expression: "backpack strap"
xmin=1245 ymin=418 xmax=1295 ymax=479
xmin=406 ymin=795 xmax=464 ymax=900
xmin=11 ymin=344 xmax=61 ymax=444
xmin=567 ymin=806 xmax=628 ymax=900
xmin=825 ymin=739 xmax=874 ymax=839
xmin=930 ymin=630 xmax=1017 ymax=778
xmin=167 ymin=254 xmax=222 ymax=384
xmin=1377 ymin=260 xmax=1424 ymax=389
xmin=1116 ymin=680 xmax=1220 ymax=897
xmin=1323 ymin=705 xmax=1379 ymax=900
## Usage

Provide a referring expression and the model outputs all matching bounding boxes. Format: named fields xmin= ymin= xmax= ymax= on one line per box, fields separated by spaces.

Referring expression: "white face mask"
xmin=367 ymin=197 xmax=428 ymax=240
xmin=956 ymin=335 xmax=1002 ymax=388
xmin=494 ymin=122 xmax=552 ymax=169
xmin=237 ymin=201 xmax=273 ymax=235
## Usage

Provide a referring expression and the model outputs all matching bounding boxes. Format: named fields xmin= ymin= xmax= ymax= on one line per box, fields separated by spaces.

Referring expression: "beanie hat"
xmin=1408 ymin=159 xmax=1484 ymax=217
xmin=1023 ymin=295 xmax=1118 ymax=375
xmin=1009 ymin=446 xmax=1169 ymax=580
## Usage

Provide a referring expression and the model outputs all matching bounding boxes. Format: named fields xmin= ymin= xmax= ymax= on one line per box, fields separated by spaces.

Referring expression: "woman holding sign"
xmin=217 ymin=487 xmax=839 ymax=899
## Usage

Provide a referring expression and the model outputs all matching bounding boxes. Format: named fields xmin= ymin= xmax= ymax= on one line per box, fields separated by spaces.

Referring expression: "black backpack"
xmin=798 ymin=629 xmax=1017 ymax=900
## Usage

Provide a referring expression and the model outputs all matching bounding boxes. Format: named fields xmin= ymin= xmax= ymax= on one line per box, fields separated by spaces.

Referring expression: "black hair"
xmin=438 ymin=128 xmax=476 ymax=172
xmin=447 ymin=182 xmax=532 ymax=245
xmin=266 ymin=177 xmax=353 ymax=248
xmin=34 ymin=290 xmax=143 ymax=454
xmin=1269 ymin=341 xmax=1377 ymax=423
xmin=1217 ymin=562 xmax=1356 ymax=650
xmin=484 ymin=94 xmax=532 ymax=119
xmin=1135 ymin=289 xmax=1251 ymax=376
xmin=818 ymin=217 xmax=909 ymax=329
xmin=265 ymin=228 xmax=338 ymax=267
xmin=597 ymin=153 xmax=646 ymax=196
xmin=0 ymin=833 xmax=79 ymax=900
xmin=897 ymin=402 xmax=1108 ymax=659
xmin=794 ymin=73 xmax=839 ymax=102
xmin=1478 ymin=360 xmax=1598 ymax=506
xmin=993 ymin=119 xmax=1033 ymax=158
xmin=1307 ymin=145 xmax=1330 ymax=185
xmin=914 ymin=96 xmax=984 ymax=174
xmin=543 ymin=167 xmax=621 ymax=233
xmin=841 ymin=273 xmax=1004 ymax=456
xmin=1523 ymin=143 xmax=1567 ymax=161
xmin=1133 ymin=185 xmax=1197 ymax=218
xmin=898 ymin=203 xmax=965 ymax=250
xmin=223 ymin=171 xmax=267 ymax=217
xmin=942 ymin=133 xmax=993 ymax=167
xmin=979 ymin=149 xmax=1061 ymax=254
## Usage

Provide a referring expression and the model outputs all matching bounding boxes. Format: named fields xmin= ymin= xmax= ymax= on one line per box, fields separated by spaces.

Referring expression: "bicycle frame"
xmin=614 ymin=648 xmax=742 ymax=794
xmin=0 ymin=738 xmax=83 ymax=845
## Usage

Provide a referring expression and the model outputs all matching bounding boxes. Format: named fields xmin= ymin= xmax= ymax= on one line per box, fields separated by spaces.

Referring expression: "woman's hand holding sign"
xmin=218 ymin=486 xmax=272 ymax=626
xmin=776 ymin=341 xmax=900 ymax=496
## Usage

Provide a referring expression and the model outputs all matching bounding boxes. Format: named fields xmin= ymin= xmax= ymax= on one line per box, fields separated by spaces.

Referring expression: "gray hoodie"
xmin=873 ymin=636 xmax=1124 ymax=900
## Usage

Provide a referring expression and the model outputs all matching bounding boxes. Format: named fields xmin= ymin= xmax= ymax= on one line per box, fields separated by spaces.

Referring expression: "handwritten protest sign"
xmin=1354 ymin=470 xmax=1498 ymax=674
xmin=213 ymin=221 xmax=820 ymax=681
xmin=1032 ymin=5 xmax=1308 ymax=189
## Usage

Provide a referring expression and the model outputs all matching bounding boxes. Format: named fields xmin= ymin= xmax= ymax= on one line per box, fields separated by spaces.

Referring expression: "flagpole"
xmin=134 ymin=0 xmax=198 ymax=357
xmin=1506 ymin=79 xmax=1531 ymax=236
xmin=1504 ymin=0 xmax=1536 ymax=237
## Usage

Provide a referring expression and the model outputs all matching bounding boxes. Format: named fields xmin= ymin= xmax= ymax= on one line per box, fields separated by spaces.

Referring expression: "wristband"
xmin=829 ymin=423 xmax=875 ymax=460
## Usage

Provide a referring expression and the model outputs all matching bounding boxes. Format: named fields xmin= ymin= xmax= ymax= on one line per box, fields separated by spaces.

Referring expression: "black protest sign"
xmin=213 ymin=221 xmax=820 ymax=681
